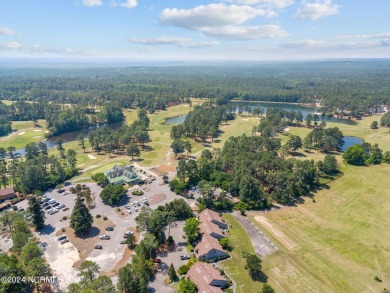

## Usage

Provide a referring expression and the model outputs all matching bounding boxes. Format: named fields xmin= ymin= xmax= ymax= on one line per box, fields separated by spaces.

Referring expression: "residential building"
xmin=0 ymin=187 xmax=16 ymax=202
xmin=199 ymin=209 xmax=228 ymax=229
xmin=195 ymin=233 xmax=228 ymax=261
xmin=186 ymin=262 xmax=228 ymax=293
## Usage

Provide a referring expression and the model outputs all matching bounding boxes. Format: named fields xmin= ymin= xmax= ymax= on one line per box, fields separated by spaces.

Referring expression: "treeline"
xmin=0 ymin=142 xmax=77 ymax=193
xmin=343 ymin=143 xmax=390 ymax=166
xmin=0 ymin=117 xmax=12 ymax=136
xmin=87 ymin=109 xmax=150 ymax=156
xmin=170 ymin=135 xmax=323 ymax=206
xmin=1 ymin=61 xmax=389 ymax=113
xmin=46 ymin=102 xmax=124 ymax=136
xmin=170 ymin=105 xmax=235 ymax=143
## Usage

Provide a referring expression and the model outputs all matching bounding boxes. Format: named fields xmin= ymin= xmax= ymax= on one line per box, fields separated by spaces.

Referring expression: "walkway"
xmin=232 ymin=212 xmax=277 ymax=256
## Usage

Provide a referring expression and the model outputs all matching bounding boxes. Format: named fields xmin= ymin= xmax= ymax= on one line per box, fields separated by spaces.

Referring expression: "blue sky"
xmin=0 ymin=0 xmax=389 ymax=61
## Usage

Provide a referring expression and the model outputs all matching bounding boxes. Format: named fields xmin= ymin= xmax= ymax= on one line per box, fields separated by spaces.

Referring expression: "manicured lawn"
xmin=221 ymin=214 xmax=262 ymax=293
xmin=250 ymin=164 xmax=390 ymax=293
xmin=0 ymin=120 xmax=47 ymax=149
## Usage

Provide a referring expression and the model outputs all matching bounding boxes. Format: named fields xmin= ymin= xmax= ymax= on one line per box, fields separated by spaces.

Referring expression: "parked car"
xmin=124 ymin=231 xmax=134 ymax=235
xmin=63 ymin=207 xmax=69 ymax=211
xmin=94 ymin=245 xmax=102 ymax=249
xmin=152 ymin=258 xmax=161 ymax=263
xmin=60 ymin=239 xmax=69 ymax=244
xmin=99 ymin=235 xmax=110 ymax=240
xmin=57 ymin=235 xmax=67 ymax=241
xmin=120 ymin=240 xmax=127 ymax=244
xmin=52 ymin=202 xmax=60 ymax=207
xmin=44 ymin=206 xmax=51 ymax=210
xmin=105 ymin=227 xmax=114 ymax=231
xmin=180 ymin=255 xmax=190 ymax=260
xmin=124 ymin=205 xmax=131 ymax=210
xmin=58 ymin=189 xmax=65 ymax=193
xmin=133 ymin=208 xmax=138 ymax=212
xmin=57 ymin=204 xmax=65 ymax=209
xmin=144 ymin=202 xmax=149 ymax=206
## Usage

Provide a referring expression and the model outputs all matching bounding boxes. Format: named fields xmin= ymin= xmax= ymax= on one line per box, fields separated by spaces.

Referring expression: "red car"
xmin=152 ymin=258 xmax=161 ymax=263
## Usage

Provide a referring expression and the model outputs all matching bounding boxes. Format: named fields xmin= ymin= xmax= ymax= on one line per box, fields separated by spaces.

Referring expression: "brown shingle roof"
xmin=199 ymin=218 xmax=225 ymax=238
xmin=199 ymin=209 xmax=224 ymax=225
xmin=195 ymin=233 xmax=225 ymax=257
xmin=186 ymin=262 xmax=226 ymax=293
xmin=0 ymin=187 xmax=15 ymax=197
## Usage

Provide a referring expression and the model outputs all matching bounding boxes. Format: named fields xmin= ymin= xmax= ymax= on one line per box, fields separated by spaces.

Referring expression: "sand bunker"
xmin=33 ymin=129 xmax=43 ymax=132
xmin=18 ymin=131 xmax=26 ymax=135
xmin=88 ymin=154 xmax=97 ymax=160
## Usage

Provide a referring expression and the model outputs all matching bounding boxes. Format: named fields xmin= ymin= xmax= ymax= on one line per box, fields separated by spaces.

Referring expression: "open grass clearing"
xmin=249 ymin=164 xmax=390 ymax=293
xmin=220 ymin=214 xmax=264 ymax=293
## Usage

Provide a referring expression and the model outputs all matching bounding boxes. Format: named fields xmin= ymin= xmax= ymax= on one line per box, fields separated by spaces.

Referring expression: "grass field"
xmin=0 ymin=120 xmax=47 ymax=149
xmin=221 ymin=214 xmax=263 ymax=293
xmin=249 ymin=164 xmax=390 ymax=293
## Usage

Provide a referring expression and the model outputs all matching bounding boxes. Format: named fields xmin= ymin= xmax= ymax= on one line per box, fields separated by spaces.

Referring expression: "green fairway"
xmin=250 ymin=164 xmax=390 ymax=293
xmin=221 ymin=214 xmax=263 ymax=293
xmin=0 ymin=120 xmax=47 ymax=149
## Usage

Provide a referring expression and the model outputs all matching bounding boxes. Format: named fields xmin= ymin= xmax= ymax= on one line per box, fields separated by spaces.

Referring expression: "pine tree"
xmin=70 ymin=197 xmax=93 ymax=236
xmin=168 ymin=263 xmax=177 ymax=282
xmin=27 ymin=196 xmax=45 ymax=230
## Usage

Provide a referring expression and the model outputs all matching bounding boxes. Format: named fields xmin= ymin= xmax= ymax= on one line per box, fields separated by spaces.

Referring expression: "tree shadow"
xmin=39 ymin=224 xmax=56 ymax=235
xmin=142 ymin=145 xmax=155 ymax=152
xmin=251 ymin=271 xmax=268 ymax=283
xmin=291 ymin=152 xmax=307 ymax=157
xmin=77 ymin=226 xmax=100 ymax=239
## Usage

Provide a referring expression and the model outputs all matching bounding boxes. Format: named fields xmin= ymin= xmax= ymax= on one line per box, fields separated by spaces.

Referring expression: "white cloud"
xmin=201 ymin=25 xmax=288 ymax=39
xmin=160 ymin=3 xmax=267 ymax=29
xmin=295 ymin=0 xmax=340 ymax=20
xmin=129 ymin=37 xmax=219 ymax=48
xmin=231 ymin=0 xmax=294 ymax=9
xmin=113 ymin=0 xmax=138 ymax=9
xmin=0 ymin=27 xmax=16 ymax=36
xmin=81 ymin=0 xmax=103 ymax=7
xmin=0 ymin=41 xmax=23 ymax=49
xmin=160 ymin=3 xmax=287 ymax=40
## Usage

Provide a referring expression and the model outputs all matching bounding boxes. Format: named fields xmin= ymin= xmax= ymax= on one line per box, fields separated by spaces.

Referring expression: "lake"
xmin=342 ymin=136 xmax=363 ymax=152
xmin=15 ymin=122 xmax=123 ymax=156
xmin=164 ymin=101 xmax=357 ymax=125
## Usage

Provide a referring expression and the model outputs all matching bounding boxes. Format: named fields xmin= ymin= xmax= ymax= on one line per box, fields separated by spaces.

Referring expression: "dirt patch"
xmin=156 ymin=164 xmax=176 ymax=173
xmin=284 ymin=127 xmax=291 ymax=132
xmin=88 ymin=154 xmax=97 ymax=160
xmin=33 ymin=129 xmax=43 ymax=132
xmin=18 ymin=131 xmax=26 ymax=135
xmin=56 ymin=216 xmax=115 ymax=268
xmin=150 ymin=193 xmax=167 ymax=205
xmin=254 ymin=215 xmax=298 ymax=251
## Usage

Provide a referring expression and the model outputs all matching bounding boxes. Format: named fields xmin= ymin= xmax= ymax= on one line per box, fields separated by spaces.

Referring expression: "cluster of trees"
xmin=87 ymin=109 xmax=150 ymax=156
xmin=253 ymin=109 xmax=304 ymax=138
xmin=380 ymin=112 xmax=390 ymax=129
xmin=303 ymin=127 xmax=344 ymax=152
xmin=0 ymin=212 xmax=52 ymax=293
xmin=171 ymin=135 xmax=321 ymax=207
xmin=0 ymin=117 xmax=12 ymax=136
xmin=170 ymin=105 xmax=235 ymax=143
xmin=46 ymin=103 xmax=124 ymax=136
xmin=68 ymin=260 xmax=115 ymax=293
xmin=343 ymin=143 xmax=390 ymax=166
xmin=0 ymin=142 xmax=78 ymax=194
xmin=99 ymin=184 xmax=127 ymax=205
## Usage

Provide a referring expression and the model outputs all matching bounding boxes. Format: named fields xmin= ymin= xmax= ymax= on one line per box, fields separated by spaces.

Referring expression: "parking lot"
xmin=1 ymin=166 xmax=192 ymax=291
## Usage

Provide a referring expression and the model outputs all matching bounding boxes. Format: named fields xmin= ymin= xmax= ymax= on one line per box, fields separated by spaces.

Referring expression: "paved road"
xmin=232 ymin=212 xmax=277 ymax=256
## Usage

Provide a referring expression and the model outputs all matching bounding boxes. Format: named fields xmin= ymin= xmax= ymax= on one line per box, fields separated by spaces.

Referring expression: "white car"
xmin=125 ymin=205 xmax=131 ymax=210
xmin=60 ymin=239 xmax=69 ymax=244
xmin=99 ymin=235 xmax=110 ymax=240
xmin=133 ymin=208 xmax=138 ymax=212
xmin=124 ymin=231 xmax=134 ymax=235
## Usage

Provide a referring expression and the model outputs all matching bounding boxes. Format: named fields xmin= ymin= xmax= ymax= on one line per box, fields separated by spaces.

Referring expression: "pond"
xmin=165 ymin=115 xmax=187 ymax=125
xmin=15 ymin=122 xmax=123 ymax=156
xmin=342 ymin=136 xmax=363 ymax=152
xmin=164 ymin=101 xmax=357 ymax=126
